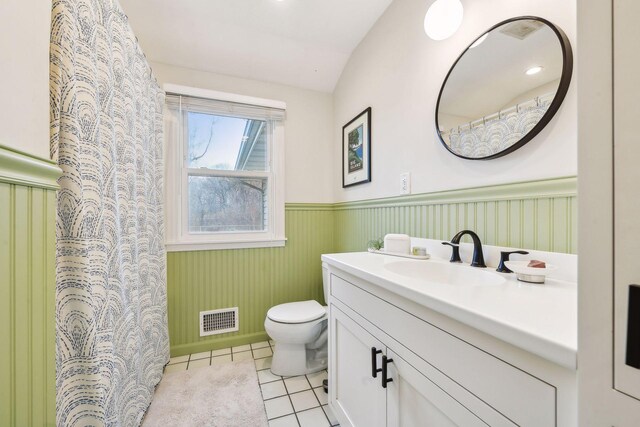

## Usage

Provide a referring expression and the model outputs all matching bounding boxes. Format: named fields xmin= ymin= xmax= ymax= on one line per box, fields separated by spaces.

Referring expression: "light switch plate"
xmin=400 ymin=172 xmax=411 ymax=195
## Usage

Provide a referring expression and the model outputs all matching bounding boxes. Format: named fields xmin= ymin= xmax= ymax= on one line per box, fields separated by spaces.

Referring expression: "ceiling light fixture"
xmin=424 ymin=0 xmax=464 ymax=41
xmin=469 ymin=33 xmax=488 ymax=49
xmin=526 ymin=66 xmax=543 ymax=75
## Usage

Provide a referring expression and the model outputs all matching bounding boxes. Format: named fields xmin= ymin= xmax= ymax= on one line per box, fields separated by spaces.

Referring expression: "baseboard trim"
xmin=170 ymin=332 xmax=271 ymax=357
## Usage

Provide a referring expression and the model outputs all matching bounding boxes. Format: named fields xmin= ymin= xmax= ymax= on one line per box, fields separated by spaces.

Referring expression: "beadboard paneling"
xmin=167 ymin=207 xmax=335 ymax=356
xmin=334 ymin=177 xmax=577 ymax=254
xmin=0 ymin=183 xmax=57 ymax=427
xmin=166 ymin=177 xmax=576 ymax=356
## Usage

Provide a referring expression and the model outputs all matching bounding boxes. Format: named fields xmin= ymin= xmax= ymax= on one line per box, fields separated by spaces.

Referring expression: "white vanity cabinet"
xmin=332 ymin=305 xmax=489 ymax=427
xmin=326 ymin=264 xmax=577 ymax=427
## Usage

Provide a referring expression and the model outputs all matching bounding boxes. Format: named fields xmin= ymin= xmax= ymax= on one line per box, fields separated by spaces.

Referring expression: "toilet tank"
xmin=322 ymin=262 xmax=329 ymax=304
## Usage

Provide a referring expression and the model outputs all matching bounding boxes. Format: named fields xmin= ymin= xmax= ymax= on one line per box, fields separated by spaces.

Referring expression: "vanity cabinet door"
xmin=329 ymin=305 xmax=386 ymax=427
xmin=386 ymin=347 xmax=514 ymax=427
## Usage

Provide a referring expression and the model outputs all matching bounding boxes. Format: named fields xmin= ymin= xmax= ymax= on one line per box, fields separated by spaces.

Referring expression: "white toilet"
xmin=264 ymin=263 xmax=329 ymax=376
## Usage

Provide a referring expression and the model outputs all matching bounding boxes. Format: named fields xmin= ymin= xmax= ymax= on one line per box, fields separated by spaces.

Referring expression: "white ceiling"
xmin=119 ymin=0 xmax=393 ymax=93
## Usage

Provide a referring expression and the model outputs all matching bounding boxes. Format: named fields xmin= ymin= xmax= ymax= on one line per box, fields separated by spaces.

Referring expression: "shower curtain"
xmin=446 ymin=94 xmax=554 ymax=158
xmin=50 ymin=0 xmax=169 ymax=425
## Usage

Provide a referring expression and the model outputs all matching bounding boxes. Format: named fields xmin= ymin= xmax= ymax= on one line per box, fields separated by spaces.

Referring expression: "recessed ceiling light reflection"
xmin=526 ymin=66 xmax=543 ymax=75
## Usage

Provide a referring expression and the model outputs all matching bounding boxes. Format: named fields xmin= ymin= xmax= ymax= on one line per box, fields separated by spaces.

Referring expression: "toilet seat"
xmin=267 ymin=300 xmax=326 ymax=324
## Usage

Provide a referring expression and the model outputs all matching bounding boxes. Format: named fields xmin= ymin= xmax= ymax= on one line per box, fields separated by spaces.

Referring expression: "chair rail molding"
xmin=0 ymin=145 xmax=61 ymax=190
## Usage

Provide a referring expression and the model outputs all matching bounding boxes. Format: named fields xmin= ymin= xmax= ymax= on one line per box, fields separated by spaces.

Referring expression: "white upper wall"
xmin=0 ymin=0 xmax=577 ymax=203
xmin=333 ymin=0 xmax=576 ymax=202
xmin=0 ymin=0 xmax=51 ymax=159
xmin=150 ymin=61 xmax=335 ymax=203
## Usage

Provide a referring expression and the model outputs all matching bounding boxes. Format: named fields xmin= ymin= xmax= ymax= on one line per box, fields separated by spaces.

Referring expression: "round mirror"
xmin=436 ymin=17 xmax=573 ymax=160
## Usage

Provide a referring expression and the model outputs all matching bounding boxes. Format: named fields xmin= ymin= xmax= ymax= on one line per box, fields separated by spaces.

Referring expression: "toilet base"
xmin=270 ymin=342 xmax=328 ymax=377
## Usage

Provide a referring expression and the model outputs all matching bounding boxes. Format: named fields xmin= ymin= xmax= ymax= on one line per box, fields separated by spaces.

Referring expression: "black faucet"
xmin=441 ymin=230 xmax=486 ymax=268
xmin=496 ymin=250 xmax=529 ymax=273
xmin=441 ymin=241 xmax=462 ymax=263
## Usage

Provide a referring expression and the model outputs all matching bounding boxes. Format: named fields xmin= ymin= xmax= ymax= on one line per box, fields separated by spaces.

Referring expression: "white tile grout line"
xmin=259 ymin=339 xmax=333 ymax=426
xmin=268 ymin=340 xmax=302 ymax=426
xmin=256 ymin=346 xmax=279 ymax=425
xmin=303 ymin=370 xmax=333 ymax=426
xmin=260 ymin=340 xmax=299 ymax=426
xmin=281 ymin=377 xmax=302 ymax=426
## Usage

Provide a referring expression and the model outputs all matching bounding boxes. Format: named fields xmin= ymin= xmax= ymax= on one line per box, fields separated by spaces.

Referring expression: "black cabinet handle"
xmin=626 ymin=285 xmax=640 ymax=369
xmin=381 ymin=355 xmax=394 ymax=388
xmin=371 ymin=347 xmax=382 ymax=378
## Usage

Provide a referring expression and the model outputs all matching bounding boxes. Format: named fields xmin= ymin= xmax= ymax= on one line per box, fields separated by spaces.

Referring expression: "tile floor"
xmin=165 ymin=340 xmax=339 ymax=427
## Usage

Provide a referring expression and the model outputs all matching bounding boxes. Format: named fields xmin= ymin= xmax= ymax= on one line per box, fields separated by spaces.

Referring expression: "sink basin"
xmin=383 ymin=260 xmax=506 ymax=286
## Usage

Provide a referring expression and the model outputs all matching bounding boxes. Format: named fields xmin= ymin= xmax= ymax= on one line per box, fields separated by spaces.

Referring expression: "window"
xmin=164 ymin=85 xmax=286 ymax=251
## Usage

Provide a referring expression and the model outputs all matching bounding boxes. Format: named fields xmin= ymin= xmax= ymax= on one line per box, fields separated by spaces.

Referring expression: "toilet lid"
xmin=267 ymin=300 xmax=326 ymax=324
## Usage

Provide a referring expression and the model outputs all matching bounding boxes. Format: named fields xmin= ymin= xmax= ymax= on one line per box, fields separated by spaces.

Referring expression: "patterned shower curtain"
xmin=446 ymin=93 xmax=554 ymax=158
xmin=50 ymin=0 xmax=169 ymax=425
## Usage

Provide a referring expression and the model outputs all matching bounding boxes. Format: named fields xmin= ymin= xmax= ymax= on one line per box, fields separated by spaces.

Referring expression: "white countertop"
xmin=321 ymin=251 xmax=577 ymax=370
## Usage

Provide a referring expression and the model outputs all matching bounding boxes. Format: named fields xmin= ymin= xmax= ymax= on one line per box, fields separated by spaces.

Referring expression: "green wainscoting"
xmin=334 ymin=177 xmax=577 ymax=254
xmin=167 ymin=206 xmax=335 ymax=356
xmin=0 ymin=145 xmax=60 ymax=426
xmin=167 ymin=177 xmax=576 ymax=356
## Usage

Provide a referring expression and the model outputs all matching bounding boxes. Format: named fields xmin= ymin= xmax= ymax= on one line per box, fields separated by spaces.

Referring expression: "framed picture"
xmin=342 ymin=107 xmax=371 ymax=188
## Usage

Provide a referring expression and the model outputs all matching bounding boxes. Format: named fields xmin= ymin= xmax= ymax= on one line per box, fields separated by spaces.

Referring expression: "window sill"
xmin=165 ymin=238 xmax=287 ymax=252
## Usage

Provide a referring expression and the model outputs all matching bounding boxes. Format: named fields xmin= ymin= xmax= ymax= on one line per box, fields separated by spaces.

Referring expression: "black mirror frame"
xmin=435 ymin=16 xmax=573 ymax=161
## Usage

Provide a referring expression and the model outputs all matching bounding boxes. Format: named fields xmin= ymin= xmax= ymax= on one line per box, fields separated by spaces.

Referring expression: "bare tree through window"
xmin=185 ymin=112 xmax=268 ymax=233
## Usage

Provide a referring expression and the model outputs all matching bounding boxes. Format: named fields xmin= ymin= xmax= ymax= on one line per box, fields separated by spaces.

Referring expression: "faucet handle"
xmin=442 ymin=241 xmax=462 ymax=263
xmin=496 ymin=250 xmax=529 ymax=273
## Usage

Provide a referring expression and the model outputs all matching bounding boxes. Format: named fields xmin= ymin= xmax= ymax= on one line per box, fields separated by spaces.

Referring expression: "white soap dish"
xmin=504 ymin=261 xmax=557 ymax=284
xmin=367 ymin=248 xmax=431 ymax=260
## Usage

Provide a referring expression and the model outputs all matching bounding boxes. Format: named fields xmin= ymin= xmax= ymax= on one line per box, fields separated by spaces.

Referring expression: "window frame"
xmin=164 ymin=84 xmax=286 ymax=252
